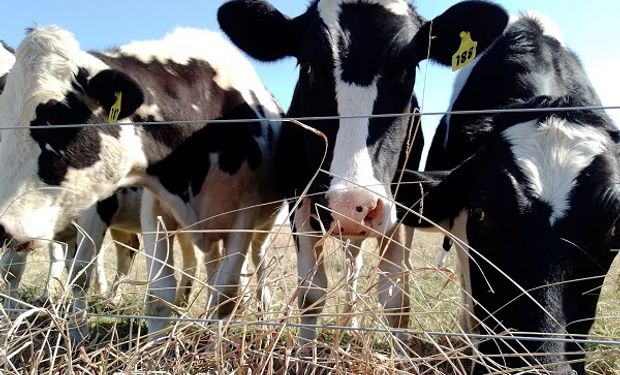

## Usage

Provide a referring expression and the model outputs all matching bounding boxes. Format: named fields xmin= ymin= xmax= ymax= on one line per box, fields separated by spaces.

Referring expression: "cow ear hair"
xmin=86 ymin=69 xmax=144 ymax=119
xmin=409 ymin=1 xmax=509 ymax=66
xmin=218 ymin=0 xmax=300 ymax=61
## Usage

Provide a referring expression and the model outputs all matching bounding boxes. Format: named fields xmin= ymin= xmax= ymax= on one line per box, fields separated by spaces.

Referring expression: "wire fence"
xmin=1 ymin=106 xmax=620 ymax=373
xmin=0 ymin=103 xmax=618 ymax=131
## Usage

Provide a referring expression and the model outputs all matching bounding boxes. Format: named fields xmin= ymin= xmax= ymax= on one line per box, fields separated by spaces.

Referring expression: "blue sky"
xmin=2 ymin=1 xmax=618 ymax=167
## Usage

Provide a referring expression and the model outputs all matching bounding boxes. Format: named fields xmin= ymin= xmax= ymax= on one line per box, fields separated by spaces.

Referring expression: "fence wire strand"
xmin=0 ymin=104 xmax=618 ymax=131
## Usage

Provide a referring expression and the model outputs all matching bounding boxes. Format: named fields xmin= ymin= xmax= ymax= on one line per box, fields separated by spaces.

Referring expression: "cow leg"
xmin=90 ymin=243 xmax=109 ymax=296
xmin=202 ymin=240 xmax=222 ymax=311
xmin=71 ymin=204 xmax=108 ymax=307
xmin=437 ymin=236 xmax=452 ymax=268
xmin=295 ymin=199 xmax=327 ymax=343
xmin=141 ymin=191 xmax=177 ymax=335
xmin=40 ymin=242 xmax=67 ymax=303
xmin=175 ymin=232 xmax=198 ymax=307
xmin=341 ymin=238 xmax=364 ymax=328
xmin=249 ymin=216 xmax=275 ymax=314
xmin=0 ymin=248 xmax=27 ymax=311
xmin=377 ymin=225 xmax=411 ymax=343
xmin=108 ymin=229 xmax=140 ymax=305
xmin=210 ymin=212 xmax=255 ymax=318
xmin=62 ymin=235 xmax=95 ymax=342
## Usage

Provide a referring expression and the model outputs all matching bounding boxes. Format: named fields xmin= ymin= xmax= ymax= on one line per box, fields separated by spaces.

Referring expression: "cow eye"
xmin=469 ymin=207 xmax=485 ymax=222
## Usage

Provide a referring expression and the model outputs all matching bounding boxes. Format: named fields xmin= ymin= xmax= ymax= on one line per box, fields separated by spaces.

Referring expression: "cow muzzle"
xmin=326 ymin=187 xmax=393 ymax=236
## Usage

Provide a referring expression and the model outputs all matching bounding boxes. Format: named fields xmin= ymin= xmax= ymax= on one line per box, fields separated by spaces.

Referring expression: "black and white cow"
xmin=0 ymin=26 xmax=283 ymax=337
xmin=399 ymin=14 xmax=619 ymax=374
xmin=0 ymin=43 xmax=201 ymax=311
xmin=217 ymin=0 xmax=509 ymax=341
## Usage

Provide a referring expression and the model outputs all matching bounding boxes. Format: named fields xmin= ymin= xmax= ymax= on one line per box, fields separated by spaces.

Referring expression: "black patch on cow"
xmin=96 ymin=193 xmax=120 ymax=226
xmin=164 ymin=83 xmax=178 ymax=99
xmin=146 ymin=101 xmax=264 ymax=202
xmin=338 ymin=3 xmax=416 ymax=86
xmin=30 ymin=84 xmax=121 ymax=185
xmin=0 ymin=74 xmax=7 ymax=93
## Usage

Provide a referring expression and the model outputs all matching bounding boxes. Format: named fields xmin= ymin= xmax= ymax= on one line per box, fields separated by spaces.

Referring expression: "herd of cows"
xmin=0 ymin=0 xmax=617 ymax=373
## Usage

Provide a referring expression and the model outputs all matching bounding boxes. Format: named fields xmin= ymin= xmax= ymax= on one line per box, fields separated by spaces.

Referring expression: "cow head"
xmin=400 ymin=96 xmax=620 ymax=373
xmin=0 ymin=26 xmax=144 ymax=248
xmin=218 ymin=0 xmax=509 ymax=236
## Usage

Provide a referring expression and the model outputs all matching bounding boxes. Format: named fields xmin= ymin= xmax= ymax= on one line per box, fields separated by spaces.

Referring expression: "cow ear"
xmin=397 ymin=148 xmax=489 ymax=227
xmin=86 ymin=69 xmax=144 ymax=119
xmin=218 ymin=0 xmax=300 ymax=61
xmin=409 ymin=1 xmax=509 ymax=66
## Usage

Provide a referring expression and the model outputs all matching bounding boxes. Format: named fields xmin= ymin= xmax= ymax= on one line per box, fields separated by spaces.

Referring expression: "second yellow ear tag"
xmin=452 ymin=31 xmax=478 ymax=71
xmin=108 ymin=91 xmax=123 ymax=124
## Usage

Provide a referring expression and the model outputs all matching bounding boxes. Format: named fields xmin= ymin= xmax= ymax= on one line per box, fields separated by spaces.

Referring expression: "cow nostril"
xmin=364 ymin=200 xmax=382 ymax=223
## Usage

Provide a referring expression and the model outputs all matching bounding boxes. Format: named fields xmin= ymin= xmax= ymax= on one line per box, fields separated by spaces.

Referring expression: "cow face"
xmin=0 ymin=27 xmax=144 ymax=248
xmin=400 ymin=97 xmax=620 ymax=373
xmin=218 ymin=0 xmax=508 ymax=236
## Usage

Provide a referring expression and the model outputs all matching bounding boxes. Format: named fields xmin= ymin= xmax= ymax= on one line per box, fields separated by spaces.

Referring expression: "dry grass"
xmin=1 ymin=226 xmax=620 ymax=374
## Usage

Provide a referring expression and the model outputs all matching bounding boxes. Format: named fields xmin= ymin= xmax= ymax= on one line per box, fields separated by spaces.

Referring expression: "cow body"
xmin=400 ymin=14 xmax=619 ymax=374
xmin=0 ymin=26 xmax=283 ymax=337
xmin=218 ymin=0 xmax=509 ymax=342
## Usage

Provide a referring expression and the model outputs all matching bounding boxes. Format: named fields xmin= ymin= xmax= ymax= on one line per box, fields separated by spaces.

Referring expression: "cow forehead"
xmin=503 ymin=118 xmax=610 ymax=225
xmin=3 ymin=26 xmax=107 ymax=125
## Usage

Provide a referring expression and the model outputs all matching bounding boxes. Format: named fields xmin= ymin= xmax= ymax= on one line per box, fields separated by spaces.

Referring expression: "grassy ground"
xmin=2 ymin=226 xmax=620 ymax=373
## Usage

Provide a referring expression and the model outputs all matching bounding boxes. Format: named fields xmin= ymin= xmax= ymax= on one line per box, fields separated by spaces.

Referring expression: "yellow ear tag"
xmin=452 ymin=31 xmax=478 ymax=71
xmin=108 ymin=91 xmax=123 ymax=124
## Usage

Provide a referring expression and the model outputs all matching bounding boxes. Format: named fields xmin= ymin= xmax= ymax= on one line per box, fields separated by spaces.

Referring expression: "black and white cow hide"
xmin=218 ymin=0 xmax=509 ymax=342
xmin=0 ymin=26 xmax=283 ymax=338
xmin=399 ymin=13 xmax=619 ymax=374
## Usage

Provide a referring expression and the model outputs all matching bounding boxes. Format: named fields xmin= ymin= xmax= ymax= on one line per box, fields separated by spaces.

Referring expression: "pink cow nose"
xmin=327 ymin=188 xmax=384 ymax=236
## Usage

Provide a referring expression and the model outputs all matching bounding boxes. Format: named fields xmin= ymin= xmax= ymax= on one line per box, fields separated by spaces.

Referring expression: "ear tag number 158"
xmin=452 ymin=31 xmax=478 ymax=71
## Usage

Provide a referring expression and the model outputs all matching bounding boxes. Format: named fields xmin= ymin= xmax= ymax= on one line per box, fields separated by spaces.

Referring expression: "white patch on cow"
xmin=329 ymin=80 xmax=382 ymax=194
xmin=0 ymin=44 xmax=15 ymax=77
xmin=450 ymin=210 xmax=475 ymax=334
xmin=510 ymin=11 xmax=564 ymax=46
xmin=135 ymin=103 xmax=163 ymax=121
xmin=319 ymin=0 xmax=403 ymax=232
xmin=109 ymin=28 xmax=282 ymax=122
xmin=504 ymin=118 xmax=609 ymax=225
xmin=2 ymin=27 xmax=108 ymax=126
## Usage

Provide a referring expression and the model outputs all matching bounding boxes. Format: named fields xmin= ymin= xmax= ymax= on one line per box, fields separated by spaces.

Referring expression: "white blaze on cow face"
xmin=318 ymin=0 xmax=400 ymax=236
xmin=504 ymin=117 xmax=610 ymax=225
